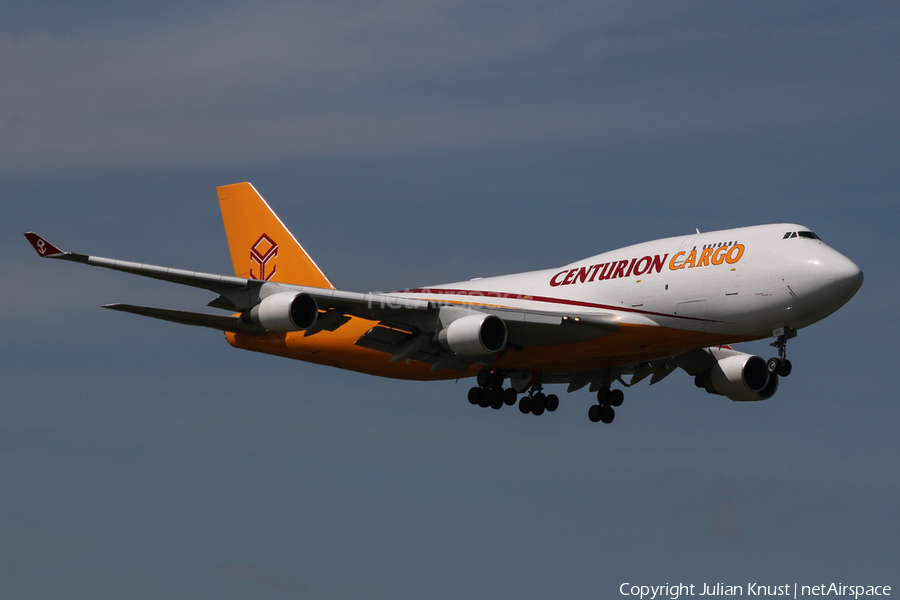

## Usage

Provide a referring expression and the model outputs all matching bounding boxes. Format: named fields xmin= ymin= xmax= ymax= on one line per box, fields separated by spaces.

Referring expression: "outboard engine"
xmin=246 ymin=292 xmax=318 ymax=332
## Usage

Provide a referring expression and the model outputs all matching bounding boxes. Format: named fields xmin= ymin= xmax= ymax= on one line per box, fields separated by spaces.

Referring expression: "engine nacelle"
xmin=695 ymin=353 xmax=778 ymax=402
xmin=249 ymin=292 xmax=318 ymax=332
xmin=436 ymin=314 xmax=507 ymax=356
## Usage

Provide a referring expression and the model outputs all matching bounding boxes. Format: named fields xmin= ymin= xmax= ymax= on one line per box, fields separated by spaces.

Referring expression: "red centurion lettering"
xmin=633 ymin=256 xmax=652 ymax=276
xmin=547 ymin=254 xmax=669 ymax=286
xmin=624 ymin=258 xmax=637 ymax=278
xmin=611 ymin=260 xmax=629 ymax=279
xmin=596 ymin=262 xmax=613 ymax=281
xmin=549 ymin=270 xmax=568 ymax=287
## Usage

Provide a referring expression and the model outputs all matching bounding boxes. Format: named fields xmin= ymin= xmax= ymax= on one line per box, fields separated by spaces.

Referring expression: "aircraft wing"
xmin=25 ymin=232 xmax=618 ymax=368
xmin=24 ymin=232 xmax=434 ymax=312
xmin=24 ymin=232 xmax=251 ymax=293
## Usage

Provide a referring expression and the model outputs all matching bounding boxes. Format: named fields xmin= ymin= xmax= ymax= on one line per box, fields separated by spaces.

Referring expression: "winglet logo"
xmin=24 ymin=232 xmax=63 ymax=257
xmin=250 ymin=234 xmax=278 ymax=281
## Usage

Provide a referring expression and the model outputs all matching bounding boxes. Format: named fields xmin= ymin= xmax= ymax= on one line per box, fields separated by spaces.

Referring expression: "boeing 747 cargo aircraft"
xmin=25 ymin=182 xmax=863 ymax=424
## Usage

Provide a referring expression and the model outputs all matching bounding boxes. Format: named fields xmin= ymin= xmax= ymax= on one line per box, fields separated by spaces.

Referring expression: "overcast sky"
xmin=2 ymin=2 xmax=898 ymax=599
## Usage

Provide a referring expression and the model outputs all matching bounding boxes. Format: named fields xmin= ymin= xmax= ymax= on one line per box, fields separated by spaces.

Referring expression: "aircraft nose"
xmin=834 ymin=256 xmax=864 ymax=300
xmin=822 ymin=251 xmax=863 ymax=308
xmin=788 ymin=246 xmax=863 ymax=328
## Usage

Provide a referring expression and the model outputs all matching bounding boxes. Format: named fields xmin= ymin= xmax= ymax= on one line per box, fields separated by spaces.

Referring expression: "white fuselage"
xmin=397 ymin=223 xmax=863 ymax=338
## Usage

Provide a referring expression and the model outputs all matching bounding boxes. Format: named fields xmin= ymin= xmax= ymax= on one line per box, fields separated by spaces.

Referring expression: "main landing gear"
xmin=517 ymin=384 xmax=559 ymax=417
xmin=467 ymin=372 xmax=559 ymax=416
xmin=467 ymin=371 xmax=517 ymax=410
xmin=767 ymin=328 xmax=796 ymax=377
xmin=588 ymin=387 xmax=623 ymax=424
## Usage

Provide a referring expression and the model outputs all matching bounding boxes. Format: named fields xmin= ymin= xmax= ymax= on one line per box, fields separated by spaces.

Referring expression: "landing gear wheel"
xmin=532 ymin=405 xmax=545 ymax=416
xmin=545 ymin=394 xmax=559 ymax=412
xmin=488 ymin=372 xmax=505 ymax=389
xmin=518 ymin=396 xmax=532 ymax=414
xmin=609 ymin=389 xmax=624 ymax=407
xmin=532 ymin=393 xmax=547 ymax=412
xmin=503 ymin=388 xmax=518 ymax=406
xmin=600 ymin=406 xmax=615 ymax=424
xmin=467 ymin=387 xmax=483 ymax=405
xmin=487 ymin=387 xmax=504 ymax=409
xmin=597 ymin=388 xmax=610 ymax=406
xmin=588 ymin=405 xmax=602 ymax=423
xmin=769 ymin=327 xmax=796 ymax=377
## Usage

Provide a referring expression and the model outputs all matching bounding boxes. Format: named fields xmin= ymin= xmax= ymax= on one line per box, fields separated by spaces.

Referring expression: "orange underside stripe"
xmin=225 ymin=316 xmax=757 ymax=381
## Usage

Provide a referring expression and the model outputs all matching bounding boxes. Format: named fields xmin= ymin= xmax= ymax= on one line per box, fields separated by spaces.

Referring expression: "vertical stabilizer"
xmin=217 ymin=182 xmax=335 ymax=289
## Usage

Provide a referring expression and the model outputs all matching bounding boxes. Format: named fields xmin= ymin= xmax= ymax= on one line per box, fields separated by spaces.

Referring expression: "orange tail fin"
xmin=217 ymin=182 xmax=335 ymax=289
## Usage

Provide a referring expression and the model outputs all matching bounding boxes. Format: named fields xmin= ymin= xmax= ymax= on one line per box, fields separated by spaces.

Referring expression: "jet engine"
xmin=694 ymin=352 xmax=779 ymax=402
xmin=248 ymin=292 xmax=318 ymax=332
xmin=435 ymin=313 xmax=507 ymax=356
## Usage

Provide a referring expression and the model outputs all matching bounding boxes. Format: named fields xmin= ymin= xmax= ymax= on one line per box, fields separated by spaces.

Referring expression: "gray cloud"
xmin=2 ymin=1 xmax=897 ymax=176
xmin=215 ymin=562 xmax=304 ymax=597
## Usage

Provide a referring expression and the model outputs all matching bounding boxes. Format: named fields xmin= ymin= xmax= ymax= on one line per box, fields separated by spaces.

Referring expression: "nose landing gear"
xmin=768 ymin=327 xmax=796 ymax=377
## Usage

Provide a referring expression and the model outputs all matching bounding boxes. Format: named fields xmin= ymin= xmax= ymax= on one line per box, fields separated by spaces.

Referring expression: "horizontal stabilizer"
xmin=102 ymin=304 xmax=268 ymax=336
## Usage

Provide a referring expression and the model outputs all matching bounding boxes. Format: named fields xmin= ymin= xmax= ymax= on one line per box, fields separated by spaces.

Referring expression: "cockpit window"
xmin=784 ymin=231 xmax=821 ymax=240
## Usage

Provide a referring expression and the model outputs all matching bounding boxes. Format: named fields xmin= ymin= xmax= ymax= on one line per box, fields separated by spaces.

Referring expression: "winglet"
xmin=24 ymin=232 xmax=65 ymax=258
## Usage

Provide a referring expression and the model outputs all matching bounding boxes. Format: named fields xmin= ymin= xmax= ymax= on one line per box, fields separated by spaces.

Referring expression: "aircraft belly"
xmin=226 ymin=319 xmax=759 ymax=381
xmin=496 ymin=323 xmax=757 ymax=373
xmin=225 ymin=322 xmax=479 ymax=381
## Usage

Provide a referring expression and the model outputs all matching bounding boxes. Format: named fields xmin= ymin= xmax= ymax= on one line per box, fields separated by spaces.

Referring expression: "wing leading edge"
xmin=24 ymin=231 xmax=619 ymax=370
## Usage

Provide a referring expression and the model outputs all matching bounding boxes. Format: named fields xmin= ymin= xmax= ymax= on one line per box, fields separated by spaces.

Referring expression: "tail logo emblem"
xmin=250 ymin=234 xmax=278 ymax=281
